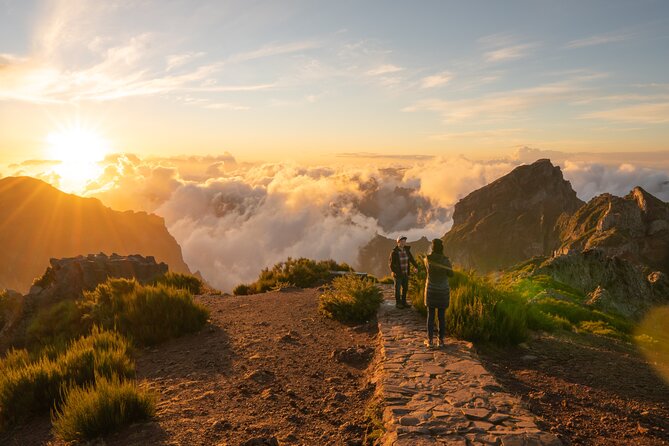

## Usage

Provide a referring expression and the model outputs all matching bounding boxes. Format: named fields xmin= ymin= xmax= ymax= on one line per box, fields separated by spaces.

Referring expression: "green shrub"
xmin=52 ymin=375 xmax=155 ymax=442
xmin=85 ymin=279 xmax=209 ymax=345
xmin=319 ymin=275 xmax=383 ymax=324
xmin=526 ymin=306 xmax=571 ymax=332
xmin=577 ymin=320 xmax=623 ymax=339
xmin=233 ymin=283 xmax=253 ymax=296
xmin=151 ymin=272 xmax=204 ymax=295
xmin=236 ymin=257 xmax=353 ymax=295
xmin=26 ymin=300 xmax=90 ymax=351
xmin=446 ymin=278 xmax=528 ymax=345
xmin=0 ymin=290 xmax=21 ymax=330
xmin=0 ymin=328 xmax=133 ymax=428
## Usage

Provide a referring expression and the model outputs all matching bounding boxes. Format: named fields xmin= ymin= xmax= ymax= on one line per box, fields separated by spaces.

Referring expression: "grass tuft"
xmin=319 ymin=275 xmax=383 ymax=324
xmin=85 ymin=279 xmax=209 ymax=346
xmin=52 ymin=375 xmax=156 ymax=442
xmin=150 ymin=272 xmax=204 ymax=295
xmin=234 ymin=257 xmax=353 ymax=295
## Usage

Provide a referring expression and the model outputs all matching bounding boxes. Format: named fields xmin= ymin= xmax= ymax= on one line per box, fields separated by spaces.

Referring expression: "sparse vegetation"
xmin=234 ymin=257 xmax=353 ymax=295
xmin=0 ymin=290 xmax=15 ymax=329
xmin=319 ymin=275 xmax=383 ymax=324
xmin=85 ymin=278 xmax=209 ymax=345
xmin=52 ymin=375 xmax=156 ymax=442
xmin=150 ymin=272 xmax=204 ymax=295
xmin=26 ymin=299 xmax=90 ymax=351
xmin=0 ymin=327 xmax=134 ymax=429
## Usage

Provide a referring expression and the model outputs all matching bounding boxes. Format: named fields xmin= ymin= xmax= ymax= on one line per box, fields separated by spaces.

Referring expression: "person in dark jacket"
xmin=423 ymin=238 xmax=453 ymax=348
xmin=389 ymin=235 xmax=419 ymax=309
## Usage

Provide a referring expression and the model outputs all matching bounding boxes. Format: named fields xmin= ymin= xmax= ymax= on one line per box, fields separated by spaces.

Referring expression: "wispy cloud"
xmin=565 ymin=31 xmax=634 ymax=49
xmin=227 ymin=41 xmax=321 ymax=64
xmin=404 ymin=75 xmax=597 ymax=123
xmin=420 ymin=71 xmax=453 ymax=89
xmin=484 ymin=43 xmax=537 ymax=62
xmin=365 ymin=64 xmax=404 ymax=76
xmin=583 ymin=102 xmax=669 ymax=124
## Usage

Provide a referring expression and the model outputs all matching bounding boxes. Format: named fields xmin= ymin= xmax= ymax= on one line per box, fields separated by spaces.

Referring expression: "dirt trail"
xmin=2 ymin=288 xmax=378 ymax=446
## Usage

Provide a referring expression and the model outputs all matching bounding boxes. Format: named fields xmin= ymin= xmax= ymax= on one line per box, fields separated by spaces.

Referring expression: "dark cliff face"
xmin=442 ymin=159 xmax=584 ymax=272
xmin=557 ymin=186 xmax=669 ymax=274
xmin=0 ymin=176 xmax=190 ymax=293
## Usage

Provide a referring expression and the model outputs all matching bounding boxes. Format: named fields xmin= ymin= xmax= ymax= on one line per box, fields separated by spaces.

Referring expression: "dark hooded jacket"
xmin=423 ymin=252 xmax=453 ymax=308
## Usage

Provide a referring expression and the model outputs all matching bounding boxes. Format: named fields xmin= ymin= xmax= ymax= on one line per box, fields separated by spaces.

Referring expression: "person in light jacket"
xmin=423 ymin=238 xmax=453 ymax=348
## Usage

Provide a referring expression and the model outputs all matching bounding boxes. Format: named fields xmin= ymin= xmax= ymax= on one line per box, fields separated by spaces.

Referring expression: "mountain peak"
xmin=443 ymin=159 xmax=583 ymax=272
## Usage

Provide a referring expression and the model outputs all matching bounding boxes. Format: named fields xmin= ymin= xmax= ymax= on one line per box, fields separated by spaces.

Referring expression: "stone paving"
xmin=372 ymin=295 xmax=562 ymax=446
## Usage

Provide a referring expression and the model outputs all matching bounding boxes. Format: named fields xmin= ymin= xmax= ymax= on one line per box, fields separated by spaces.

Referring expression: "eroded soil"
xmin=1 ymin=288 xmax=378 ymax=446
xmin=479 ymin=332 xmax=669 ymax=446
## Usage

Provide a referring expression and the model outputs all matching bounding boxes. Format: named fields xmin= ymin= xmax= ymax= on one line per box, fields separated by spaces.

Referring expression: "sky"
xmin=1 ymin=0 xmax=669 ymax=166
xmin=2 ymin=0 xmax=669 ymax=289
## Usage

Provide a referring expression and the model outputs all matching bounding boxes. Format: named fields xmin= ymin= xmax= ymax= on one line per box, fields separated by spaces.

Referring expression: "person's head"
xmin=431 ymin=238 xmax=444 ymax=255
xmin=396 ymin=235 xmax=407 ymax=248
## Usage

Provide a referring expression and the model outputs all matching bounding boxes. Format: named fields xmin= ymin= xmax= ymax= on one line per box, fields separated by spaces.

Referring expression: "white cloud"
xmin=565 ymin=32 xmax=633 ymax=49
xmin=366 ymin=64 xmax=404 ymax=76
xmin=582 ymin=102 xmax=669 ymax=124
xmin=484 ymin=43 xmax=537 ymax=62
xmin=420 ymin=71 xmax=453 ymax=89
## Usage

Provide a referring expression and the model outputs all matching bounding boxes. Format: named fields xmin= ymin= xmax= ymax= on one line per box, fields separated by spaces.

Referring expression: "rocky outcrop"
xmin=357 ymin=235 xmax=430 ymax=277
xmin=30 ymin=253 xmax=168 ymax=301
xmin=556 ymin=187 xmax=669 ymax=274
xmin=535 ymin=250 xmax=669 ymax=319
xmin=0 ymin=176 xmax=190 ymax=293
xmin=0 ymin=253 xmax=169 ymax=351
xmin=442 ymin=159 xmax=584 ymax=272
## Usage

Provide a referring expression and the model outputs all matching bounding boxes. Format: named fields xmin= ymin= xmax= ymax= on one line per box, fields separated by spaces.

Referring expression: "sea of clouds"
xmin=6 ymin=148 xmax=669 ymax=291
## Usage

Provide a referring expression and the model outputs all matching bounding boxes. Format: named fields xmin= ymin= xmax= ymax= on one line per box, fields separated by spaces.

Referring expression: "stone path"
xmin=373 ymin=294 xmax=562 ymax=446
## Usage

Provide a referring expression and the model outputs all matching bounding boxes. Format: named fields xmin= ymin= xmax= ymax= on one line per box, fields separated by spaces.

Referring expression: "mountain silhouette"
xmin=0 ymin=176 xmax=190 ymax=293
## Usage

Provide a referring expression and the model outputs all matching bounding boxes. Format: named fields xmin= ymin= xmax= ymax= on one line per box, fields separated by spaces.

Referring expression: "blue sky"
xmin=1 ymin=0 xmax=668 ymax=163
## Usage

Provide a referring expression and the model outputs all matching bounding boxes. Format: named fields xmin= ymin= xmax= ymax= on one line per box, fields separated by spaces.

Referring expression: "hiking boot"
xmin=437 ymin=338 xmax=445 ymax=348
xmin=424 ymin=339 xmax=435 ymax=349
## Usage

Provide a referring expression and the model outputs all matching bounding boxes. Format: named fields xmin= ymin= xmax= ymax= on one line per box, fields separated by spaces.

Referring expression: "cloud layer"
xmin=4 ymin=149 xmax=668 ymax=291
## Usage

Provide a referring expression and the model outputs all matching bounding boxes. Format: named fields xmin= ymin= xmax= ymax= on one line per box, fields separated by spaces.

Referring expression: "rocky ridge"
xmin=0 ymin=176 xmax=190 ymax=293
xmin=556 ymin=186 xmax=669 ymax=274
xmin=442 ymin=159 xmax=584 ymax=272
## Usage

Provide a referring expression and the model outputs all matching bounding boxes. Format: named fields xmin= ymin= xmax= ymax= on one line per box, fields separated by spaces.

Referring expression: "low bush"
xmin=0 ymin=290 xmax=20 ymax=330
xmin=85 ymin=279 xmax=209 ymax=345
xmin=319 ymin=275 xmax=383 ymax=324
xmin=446 ymin=277 xmax=528 ymax=345
xmin=26 ymin=300 xmax=90 ymax=351
xmin=377 ymin=275 xmax=394 ymax=285
xmin=409 ymin=262 xmax=527 ymax=345
xmin=52 ymin=375 xmax=156 ymax=442
xmin=234 ymin=257 xmax=353 ymax=295
xmin=151 ymin=272 xmax=204 ymax=295
xmin=0 ymin=328 xmax=133 ymax=428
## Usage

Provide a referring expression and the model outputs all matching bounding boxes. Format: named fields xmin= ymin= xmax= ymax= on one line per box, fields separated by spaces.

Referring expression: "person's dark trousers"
xmin=394 ymin=274 xmax=409 ymax=306
xmin=427 ymin=307 xmax=446 ymax=342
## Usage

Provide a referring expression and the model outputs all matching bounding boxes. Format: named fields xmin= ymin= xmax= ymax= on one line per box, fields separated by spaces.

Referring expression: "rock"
xmin=442 ymin=159 xmax=584 ymax=272
xmin=399 ymin=416 xmax=421 ymax=426
xmin=29 ymin=253 xmax=168 ymax=301
xmin=240 ymin=438 xmax=280 ymax=446
xmin=536 ymin=249 xmax=669 ymax=319
xmin=331 ymin=346 xmax=374 ymax=367
xmin=556 ymin=186 xmax=669 ymax=274
xmin=244 ymin=369 xmax=275 ymax=384
xmin=211 ymin=420 xmax=232 ymax=431
xmin=0 ymin=176 xmax=190 ymax=294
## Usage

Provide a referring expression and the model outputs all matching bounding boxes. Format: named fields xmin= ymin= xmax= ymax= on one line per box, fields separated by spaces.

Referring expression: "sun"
xmin=46 ymin=125 xmax=111 ymax=193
